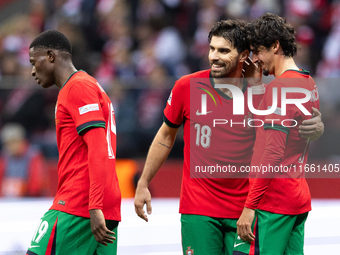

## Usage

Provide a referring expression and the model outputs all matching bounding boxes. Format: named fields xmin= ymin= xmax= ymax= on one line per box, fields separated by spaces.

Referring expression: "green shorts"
xmin=233 ymin=210 xmax=308 ymax=255
xmin=26 ymin=210 xmax=118 ymax=255
xmin=181 ymin=214 xmax=238 ymax=255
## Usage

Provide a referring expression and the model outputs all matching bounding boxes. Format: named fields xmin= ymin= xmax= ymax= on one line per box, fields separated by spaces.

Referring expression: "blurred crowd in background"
xmin=0 ymin=0 xmax=339 ymax=197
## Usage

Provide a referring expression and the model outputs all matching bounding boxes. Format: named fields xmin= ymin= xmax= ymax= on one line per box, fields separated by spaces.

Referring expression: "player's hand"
xmin=237 ymin=207 xmax=255 ymax=243
xmin=89 ymin=209 xmax=116 ymax=246
xmin=134 ymin=183 xmax=152 ymax=222
xmin=243 ymin=57 xmax=263 ymax=86
xmin=299 ymin=107 xmax=324 ymax=141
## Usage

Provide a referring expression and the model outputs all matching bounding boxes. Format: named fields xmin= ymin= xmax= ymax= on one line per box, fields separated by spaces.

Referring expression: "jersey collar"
xmin=60 ymin=70 xmax=84 ymax=90
xmin=209 ymin=72 xmax=247 ymax=100
xmin=281 ymin=69 xmax=310 ymax=76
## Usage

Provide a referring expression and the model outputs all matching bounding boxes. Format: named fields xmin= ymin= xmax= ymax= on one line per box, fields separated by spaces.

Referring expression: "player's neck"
xmin=55 ymin=63 xmax=78 ymax=89
xmin=213 ymin=67 xmax=244 ymax=90
xmin=274 ymin=56 xmax=299 ymax=77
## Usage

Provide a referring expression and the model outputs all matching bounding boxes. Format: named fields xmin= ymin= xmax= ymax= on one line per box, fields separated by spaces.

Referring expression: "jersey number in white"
xmin=107 ymin=103 xmax=116 ymax=159
xmin=195 ymin=124 xmax=211 ymax=148
xmin=32 ymin=220 xmax=49 ymax=244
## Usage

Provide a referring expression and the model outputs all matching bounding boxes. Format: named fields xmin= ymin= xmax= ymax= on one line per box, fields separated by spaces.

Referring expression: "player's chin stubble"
xmin=211 ymin=64 xmax=237 ymax=78
xmin=211 ymin=70 xmax=226 ymax=78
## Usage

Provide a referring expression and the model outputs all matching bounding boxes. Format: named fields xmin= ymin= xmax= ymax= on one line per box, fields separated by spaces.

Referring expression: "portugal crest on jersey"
xmin=186 ymin=246 xmax=194 ymax=255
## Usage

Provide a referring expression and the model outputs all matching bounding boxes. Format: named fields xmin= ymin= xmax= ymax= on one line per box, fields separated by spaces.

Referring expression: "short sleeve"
xmin=66 ymin=82 xmax=105 ymax=135
xmin=163 ymin=79 xmax=186 ymax=128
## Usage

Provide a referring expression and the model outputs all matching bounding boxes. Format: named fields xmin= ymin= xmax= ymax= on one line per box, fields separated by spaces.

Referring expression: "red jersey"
xmin=245 ymin=70 xmax=320 ymax=215
xmin=164 ymin=70 xmax=263 ymax=218
xmin=51 ymin=71 xmax=121 ymax=221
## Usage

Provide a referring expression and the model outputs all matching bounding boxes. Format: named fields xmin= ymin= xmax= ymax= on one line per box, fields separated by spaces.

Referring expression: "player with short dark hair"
xmin=235 ymin=13 xmax=320 ymax=255
xmin=208 ymin=19 xmax=250 ymax=54
xmin=134 ymin=19 xmax=323 ymax=255
xmin=26 ymin=30 xmax=121 ymax=255
xmin=29 ymin=30 xmax=72 ymax=54
xmin=247 ymin=13 xmax=297 ymax=59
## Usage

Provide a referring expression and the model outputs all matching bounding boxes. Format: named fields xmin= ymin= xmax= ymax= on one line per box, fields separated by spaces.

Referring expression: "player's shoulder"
xmin=278 ymin=69 xmax=311 ymax=80
xmin=174 ymin=70 xmax=210 ymax=88
xmin=69 ymin=70 xmax=96 ymax=85
xmin=178 ymin=69 xmax=210 ymax=81
xmin=66 ymin=71 xmax=101 ymax=92
xmin=269 ymin=69 xmax=314 ymax=89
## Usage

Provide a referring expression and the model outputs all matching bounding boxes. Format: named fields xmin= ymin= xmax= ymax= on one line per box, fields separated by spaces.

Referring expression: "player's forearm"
xmin=245 ymin=178 xmax=273 ymax=209
xmin=260 ymin=129 xmax=287 ymax=168
xmin=84 ymin=128 xmax=108 ymax=210
xmin=246 ymin=129 xmax=287 ymax=209
xmin=138 ymin=123 xmax=178 ymax=187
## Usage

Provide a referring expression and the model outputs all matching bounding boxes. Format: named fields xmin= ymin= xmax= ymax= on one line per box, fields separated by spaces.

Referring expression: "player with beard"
xmin=134 ymin=20 xmax=323 ymax=255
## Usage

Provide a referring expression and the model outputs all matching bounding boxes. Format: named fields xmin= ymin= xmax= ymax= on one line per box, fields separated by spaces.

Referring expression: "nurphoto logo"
xmin=206 ymin=84 xmax=314 ymax=116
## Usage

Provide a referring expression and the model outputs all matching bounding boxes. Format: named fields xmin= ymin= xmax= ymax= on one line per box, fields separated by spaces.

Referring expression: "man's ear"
xmin=239 ymin=49 xmax=249 ymax=62
xmin=47 ymin=50 xmax=56 ymax=63
xmin=272 ymin=40 xmax=280 ymax=54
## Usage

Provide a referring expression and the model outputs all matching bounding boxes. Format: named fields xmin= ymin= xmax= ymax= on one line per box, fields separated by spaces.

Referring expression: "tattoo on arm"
xmin=158 ymin=142 xmax=171 ymax=149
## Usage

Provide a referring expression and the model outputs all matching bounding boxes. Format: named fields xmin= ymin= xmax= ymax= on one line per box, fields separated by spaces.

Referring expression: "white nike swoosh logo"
xmin=234 ymin=242 xmax=246 ymax=248
xmin=196 ymin=110 xmax=212 ymax=115
xmin=28 ymin=245 xmax=40 ymax=249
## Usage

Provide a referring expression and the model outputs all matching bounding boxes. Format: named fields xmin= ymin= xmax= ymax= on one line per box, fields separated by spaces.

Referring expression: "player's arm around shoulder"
xmin=299 ymin=107 xmax=324 ymax=141
xmin=134 ymin=123 xmax=179 ymax=222
xmin=266 ymin=79 xmax=324 ymax=141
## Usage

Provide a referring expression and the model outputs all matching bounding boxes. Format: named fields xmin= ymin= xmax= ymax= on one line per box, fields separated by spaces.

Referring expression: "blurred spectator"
xmin=1 ymin=65 xmax=50 ymax=137
xmin=316 ymin=1 xmax=340 ymax=77
xmin=108 ymin=80 xmax=138 ymax=158
xmin=295 ymin=25 xmax=315 ymax=71
xmin=0 ymin=123 xmax=45 ymax=197
xmin=0 ymin=0 xmax=339 ymax=160
xmin=0 ymin=51 xmax=20 ymax=76
xmin=137 ymin=0 xmax=165 ymax=22
xmin=135 ymin=65 xmax=171 ymax=154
